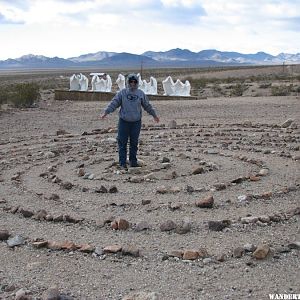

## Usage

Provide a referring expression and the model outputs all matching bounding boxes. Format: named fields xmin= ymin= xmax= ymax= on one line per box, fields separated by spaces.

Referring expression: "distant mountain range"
xmin=0 ymin=48 xmax=299 ymax=69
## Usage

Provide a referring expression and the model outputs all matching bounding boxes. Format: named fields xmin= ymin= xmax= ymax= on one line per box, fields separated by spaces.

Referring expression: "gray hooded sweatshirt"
xmin=104 ymin=74 xmax=157 ymax=122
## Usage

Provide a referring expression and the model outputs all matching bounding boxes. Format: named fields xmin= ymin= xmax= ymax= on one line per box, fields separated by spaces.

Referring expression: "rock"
xmin=44 ymin=151 xmax=56 ymax=159
xmin=216 ymin=254 xmax=226 ymax=262
xmin=281 ymin=118 xmax=293 ymax=128
xmin=63 ymin=214 xmax=82 ymax=224
xmin=238 ymin=194 xmax=252 ymax=202
xmin=95 ymin=186 xmax=108 ymax=193
xmin=141 ymin=199 xmax=151 ymax=205
xmin=186 ymin=185 xmax=195 ymax=193
xmin=231 ymin=177 xmax=245 ymax=184
xmin=33 ymin=209 xmax=48 ymax=220
xmin=192 ymin=166 xmax=205 ymax=175
xmin=208 ymin=220 xmax=230 ymax=231
xmin=53 ymin=215 xmax=64 ymax=222
xmin=203 ymin=257 xmax=213 ymax=264
xmin=176 ymin=219 xmax=191 ymax=234
xmin=88 ymin=174 xmax=94 ymax=180
xmin=168 ymin=250 xmax=183 ymax=258
xmin=42 ymin=286 xmax=60 ymax=300
xmin=213 ymin=183 xmax=227 ymax=191
xmin=160 ymin=220 xmax=177 ymax=232
xmin=258 ymin=168 xmax=269 ymax=176
xmin=122 ymin=291 xmax=159 ymax=300
xmin=288 ymin=242 xmax=300 ymax=250
xmin=45 ymin=214 xmax=54 ymax=221
xmin=253 ymin=244 xmax=270 ymax=259
xmin=19 ymin=208 xmax=34 ymax=218
xmin=0 ymin=229 xmax=10 ymax=240
xmin=183 ymin=250 xmax=199 ymax=260
xmin=143 ymin=173 xmax=157 ymax=181
xmin=56 ymin=129 xmax=68 ymax=136
xmin=78 ymin=244 xmax=95 ymax=253
xmin=130 ymin=176 xmax=144 ymax=183
xmin=77 ymin=168 xmax=85 ymax=177
xmin=47 ymin=241 xmax=64 ymax=250
xmin=169 ymin=202 xmax=182 ymax=211
xmin=243 ymin=243 xmax=256 ymax=252
xmin=249 ymin=176 xmax=260 ymax=182
xmin=117 ymin=218 xmax=130 ymax=230
xmin=109 ymin=186 xmax=118 ymax=193
xmin=261 ymin=191 xmax=272 ymax=199
xmin=233 ymin=247 xmax=245 ymax=258
xmin=241 ymin=216 xmax=258 ymax=224
xmin=168 ymin=120 xmax=177 ymax=129
xmin=7 ymin=235 xmax=25 ymax=247
xmin=258 ymin=215 xmax=270 ymax=223
xmin=103 ymin=244 xmax=122 ymax=253
xmin=49 ymin=194 xmax=60 ymax=201
xmin=135 ymin=221 xmax=151 ymax=232
xmin=195 ymin=195 xmax=214 ymax=208
xmin=15 ymin=288 xmax=31 ymax=300
xmin=122 ymin=245 xmax=140 ymax=257
xmin=156 ymin=186 xmax=169 ymax=194
xmin=61 ymin=182 xmax=73 ymax=190
xmin=32 ymin=241 xmax=48 ymax=248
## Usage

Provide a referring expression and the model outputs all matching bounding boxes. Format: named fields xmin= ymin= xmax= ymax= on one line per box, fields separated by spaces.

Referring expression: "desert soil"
xmin=0 ymin=71 xmax=300 ymax=300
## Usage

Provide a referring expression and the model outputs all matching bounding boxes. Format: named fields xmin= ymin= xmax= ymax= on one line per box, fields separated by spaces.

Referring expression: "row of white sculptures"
xmin=69 ymin=73 xmax=191 ymax=96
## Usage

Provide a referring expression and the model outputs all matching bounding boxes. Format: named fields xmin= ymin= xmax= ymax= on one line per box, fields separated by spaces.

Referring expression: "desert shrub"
xmin=230 ymin=83 xmax=248 ymax=96
xmin=9 ymin=83 xmax=40 ymax=107
xmin=271 ymin=85 xmax=292 ymax=96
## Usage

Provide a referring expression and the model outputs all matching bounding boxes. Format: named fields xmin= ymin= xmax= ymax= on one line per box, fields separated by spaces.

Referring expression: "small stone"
xmin=122 ymin=245 xmax=140 ymax=257
xmin=0 ymin=229 xmax=10 ymax=240
xmin=169 ymin=202 xmax=182 ymax=211
xmin=103 ymin=244 xmax=122 ymax=253
xmin=243 ymin=243 xmax=256 ymax=252
xmin=169 ymin=186 xmax=180 ymax=193
xmin=53 ymin=215 xmax=64 ymax=222
xmin=231 ymin=177 xmax=245 ymax=184
xmin=238 ymin=194 xmax=252 ymax=202
xmin=216 ymin=254 xmax=226 ymax=262
xmin=44 ymin=151 xmax=56 ymax=159
xmin=33 ymin=210 xmax=47 ymax=220
xmin=7 ymin=235 xmax=25 ymax=247
xmin=135 ymin=221 xmax=151 ymax=232
xmin=258 ymin=215 xmax=270 ymax=223
xmin=160 ymin=220 xmax=177 ymax=232
xmin=130 ymin=176 xmax=144 ymax=183
xmin=78 ymin=244 xmax=95 ymax=253
xmin=249 ymin=176 xmax=260 ymax=182
xmin=168 ymin=250 xmax=183 ymax=258
xmin=233 ymin=247 xmax=245 ymax=258
xmin=288 ymin=242 xmax=300 ymax=250
xmin=60 ymin=241 xmax=77 ymax=251
xmin=208 ymin=220 xmax=230 ymax=231
xmin=48 ymin=194 xmax=60 ymax=201
xmin=253 ymin=244 xmax=270 ymax=259
xmin=261 ymin=191 xmax=272 ymax=199
xmin=241 ymin=216 xmax=258 ymax=224
xmin=168 ymin=120 xmax=177 ymax=129
xmin=61 ymin=182 xmax=73 ymax=190
xmin=47 ymin=241 xmax=64 ymax=250
xmin=176 ymin=219 xmax=191 ymax=234
xmin=32 ymin=241 xmax=48 ymax=248
xmin=56 ymin=129 xmax=68 ymax=135
xmin=156 ymin=186 xmax=169 ymax=194
xmin=77 ymin=168 xmax=85 ymax=176
xmin=203 ymin=258 xmax=212 ymax=264
xmin=95 ymin=186 xmax=108 ymax=193
xmin=258 ymin=169 xmax=269 ymax=176
xmin=141 ymin=199 xmax=151 ymax=205
xmin=15 ymin=288 xmax=31 ymax=300
xmin=192 ymin=166 xmax=205 ymax=175
xmin=195 ymin=195 xmax=214 ymax=208
xmin=117 ymin=218 xmax=130 ymax=230
xmin=280 ymin=118 xmax=293 ymax=128
xmin=109 ymin=186 xmax=118 ymax=193
xmin=186 ymin=185 xmax=194 ymax=193
xmin=42 ymin=286 xmax=60 ymax=300
xmin=213 ymin=183 xmax=227 ymax=191
xmin=88 ymin=174 xmax=94 ymax=180
xmin=183 ymin=250 xmax=199 ymax=260
xmin=19 ymin=208 xmax=34 ymax=218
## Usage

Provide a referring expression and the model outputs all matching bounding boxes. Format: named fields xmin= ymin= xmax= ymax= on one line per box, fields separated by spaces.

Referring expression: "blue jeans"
xmin=117 ymin=118 xmax=141 ymax=166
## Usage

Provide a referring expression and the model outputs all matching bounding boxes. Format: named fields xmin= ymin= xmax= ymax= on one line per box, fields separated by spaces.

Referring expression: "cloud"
xmin=0 ymin=12 xmax=24 ymax=24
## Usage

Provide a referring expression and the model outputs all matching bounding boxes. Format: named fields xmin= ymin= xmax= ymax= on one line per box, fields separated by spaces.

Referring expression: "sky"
xmin=0 ymin=0 xmax=299 ymax=60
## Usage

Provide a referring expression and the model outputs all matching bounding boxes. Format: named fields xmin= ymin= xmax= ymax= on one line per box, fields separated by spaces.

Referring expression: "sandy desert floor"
xmin=0 ymin=70 xmax=300 ymax=300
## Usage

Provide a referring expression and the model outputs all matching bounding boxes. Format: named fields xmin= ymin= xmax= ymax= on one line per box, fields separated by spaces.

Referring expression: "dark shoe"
xmin=129 ymin=162 xmax=140 ymax=168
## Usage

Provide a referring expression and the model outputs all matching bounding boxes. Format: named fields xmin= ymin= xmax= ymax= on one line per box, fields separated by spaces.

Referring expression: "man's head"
xmin=127 ymin=73 xmax=138 ymax=90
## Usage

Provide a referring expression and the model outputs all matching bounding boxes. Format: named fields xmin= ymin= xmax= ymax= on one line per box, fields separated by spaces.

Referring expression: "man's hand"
xmin=100 ymin=113 xmax=107 ymax=120
xmin=154 ymin=116 xmax=160 ymax=123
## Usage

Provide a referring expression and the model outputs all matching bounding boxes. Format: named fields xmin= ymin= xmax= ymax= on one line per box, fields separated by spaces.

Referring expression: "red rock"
xmin=253 ymin=244 xmax=270 ymax=259
xmin=103 ymin=244 xmax=122 ymax=253
xmin=249 ymin=176 xmax=260 ymax=182
xmin=47 ymin=241 xmax=64 ymax=250
xmin=61 ymin=241 xmax=77 ymax=251
xmin=195 ymin=195 xmax=214 ymax=208
xmin=117 ymin=218 xmax=130 ymax=230
xmin=183 ymin=250 xmax=199 ymax=260
xmin=78 ymin=244 xmax=95 ymax=253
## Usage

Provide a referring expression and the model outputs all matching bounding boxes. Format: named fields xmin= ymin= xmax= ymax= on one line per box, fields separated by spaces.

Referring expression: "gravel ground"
xmin=0 ymin=89 xmax=299 ymax=300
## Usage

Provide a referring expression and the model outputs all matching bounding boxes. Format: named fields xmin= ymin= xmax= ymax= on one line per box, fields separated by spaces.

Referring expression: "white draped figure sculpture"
xmin=116 ymin=74 xmax=126 ymax=91
xmin=78 ymin=73 xmax=89 ymax=91
xmin=162 ymin=76 xmax=175 ymax=96
xmin=136 ymin=73 xmax=158 ymax=95
xmin=163 ymin=76 xmax=191 ymax=96
xmin=70 ymin=74 xmax=80 ymax=91
xmin=91 ymin=74 xmax=112 ymax=92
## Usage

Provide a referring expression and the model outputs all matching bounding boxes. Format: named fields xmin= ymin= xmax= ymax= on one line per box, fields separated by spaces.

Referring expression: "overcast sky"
xmin=0 ymin=0 xmax=299 ymax=60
